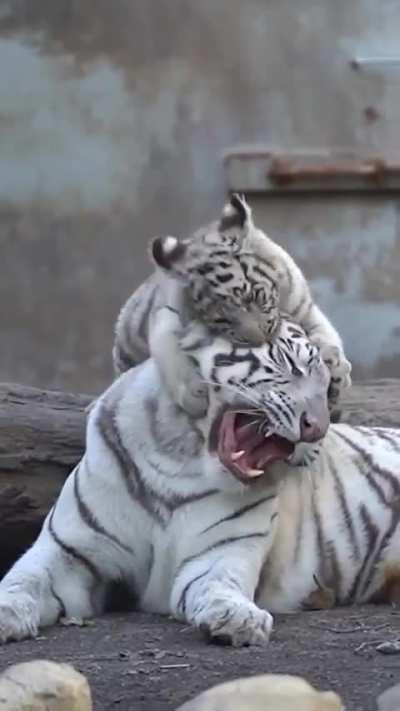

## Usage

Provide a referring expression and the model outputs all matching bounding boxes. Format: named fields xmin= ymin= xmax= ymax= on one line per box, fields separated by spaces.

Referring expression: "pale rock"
xmin=177 ymin=674 xmax=343 ymax=711
xmin=377 ymin=682 xmax=400 ymax=711
xmin=0 ymin=659 xmax=92 ymax=711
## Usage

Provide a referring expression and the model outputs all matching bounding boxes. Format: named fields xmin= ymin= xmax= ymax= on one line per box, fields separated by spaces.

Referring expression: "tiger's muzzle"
xmin=210 ymin=400 xmax=329 ymax=484
xmin=210 ymin=410 xmax=293 ymax=484
xmin=299 ymin=395 xmax=330 ymax=443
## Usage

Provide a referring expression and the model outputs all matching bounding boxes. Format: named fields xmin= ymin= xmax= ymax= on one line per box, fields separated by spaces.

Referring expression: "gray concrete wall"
xmin=1 ymin=0 xmax=399 ymax=393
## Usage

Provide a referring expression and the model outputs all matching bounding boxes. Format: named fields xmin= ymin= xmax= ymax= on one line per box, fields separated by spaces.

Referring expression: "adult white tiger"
xmin=0 ymin=319 xmax=398 ymax=646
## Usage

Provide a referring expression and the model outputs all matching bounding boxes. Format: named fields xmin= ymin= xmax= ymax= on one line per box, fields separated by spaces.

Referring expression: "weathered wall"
xmin=252 ymin=195 xmax=400 ymax=379
xmin=1 ymin=0 xmax=400 ymax=393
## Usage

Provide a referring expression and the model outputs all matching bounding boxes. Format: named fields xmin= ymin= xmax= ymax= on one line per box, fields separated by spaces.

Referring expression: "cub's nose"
xmin=300 ymin=412 xmax=328 ymax=442
xmin=235 ymin=314 xmax=266 ymax=346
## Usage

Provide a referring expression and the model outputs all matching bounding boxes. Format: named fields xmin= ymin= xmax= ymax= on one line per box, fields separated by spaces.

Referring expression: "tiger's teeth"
xmin=246 ymin=468 xmax=264 ymax=477
xmin=231 ymin=450 xmax=245 ymax=461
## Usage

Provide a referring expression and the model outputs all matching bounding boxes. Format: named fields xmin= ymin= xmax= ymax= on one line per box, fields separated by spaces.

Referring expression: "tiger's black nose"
xmin=300 ymin=412 xmax=327 ymax=442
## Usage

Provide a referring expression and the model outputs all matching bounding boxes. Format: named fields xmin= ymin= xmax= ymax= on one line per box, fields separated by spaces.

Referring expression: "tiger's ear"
xmin=150 ymin=236 xmax=187 ymax=272
xmin=218 ymin=193 xmax=253 ymax=233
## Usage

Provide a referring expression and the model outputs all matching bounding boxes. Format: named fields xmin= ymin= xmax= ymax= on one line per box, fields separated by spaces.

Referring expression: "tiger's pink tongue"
xmin=218 ymin=411 xmax=294 ymax=482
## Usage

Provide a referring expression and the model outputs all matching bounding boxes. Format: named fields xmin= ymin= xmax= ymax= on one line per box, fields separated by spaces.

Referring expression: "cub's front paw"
xmin=318 ymin=344 xmax=352 ymax=386
xmin=177 ymin=371 xmax=209 ymax=419
xmin=195 ymin=595 xmax=273 ymax=647
xmin=315 ymin=343 xmax=352 ymax=416
xmin=330 ymin=356 xmax=352 ymax=390
xmin=0 ymin=593 xmax=39 ymax=643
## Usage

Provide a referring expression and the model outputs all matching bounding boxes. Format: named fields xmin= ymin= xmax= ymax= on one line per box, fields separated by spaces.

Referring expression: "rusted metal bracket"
xmin=351 ymin=57 xmax=400 ymax=70
xmin=269 ymin=157 xmax=389 ymax=186
xmin=224 ymin=149 xmax=400 ymax=193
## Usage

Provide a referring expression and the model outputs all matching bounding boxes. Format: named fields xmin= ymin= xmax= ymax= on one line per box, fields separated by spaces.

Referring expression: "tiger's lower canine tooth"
xmin=247 ymin=468 xmax=264 ymax=477
xmin=231 ymin=450 xmax=245 ymax=461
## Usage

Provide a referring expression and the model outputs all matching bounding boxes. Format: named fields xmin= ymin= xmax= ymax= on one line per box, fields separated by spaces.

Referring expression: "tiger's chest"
xmin=256 ymin=468 xmax=358 ymax=612
xmin=257 ymin=432 xmax=400 ymax=612
xmin=139 ymin=488 xmax=279 ymax=613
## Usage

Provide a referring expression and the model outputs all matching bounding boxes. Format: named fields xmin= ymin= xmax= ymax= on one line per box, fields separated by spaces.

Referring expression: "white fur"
xmin=222 ymin=203 xmax=236 ymax=217
xmin=163 ymin=236 xmax=179 ymax=254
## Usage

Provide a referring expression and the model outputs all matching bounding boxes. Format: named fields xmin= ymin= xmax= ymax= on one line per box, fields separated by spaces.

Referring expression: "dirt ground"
xmin=0 ymin=607 xmax=399 ymax=710
xmin=1 ymin=380 xmax=400 ymax=710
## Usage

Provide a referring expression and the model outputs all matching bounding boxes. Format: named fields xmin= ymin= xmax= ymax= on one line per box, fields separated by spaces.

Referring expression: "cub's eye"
xmin=212 ymin=317 xmax=230 ymax=325
xmin=214 ymin=353 xmax=235 ymax=367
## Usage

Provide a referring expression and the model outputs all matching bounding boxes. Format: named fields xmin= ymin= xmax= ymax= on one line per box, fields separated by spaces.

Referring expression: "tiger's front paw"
xmin=195 ymin=595 xmax=273 ymax=647
xmin=0 ymin=592 xmax=39 ymax=643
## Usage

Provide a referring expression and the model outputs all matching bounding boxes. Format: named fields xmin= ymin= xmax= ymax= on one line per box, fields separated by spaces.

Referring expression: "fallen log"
xmin=0 ymin=384 xmax=91 ymax=575
xmin=0 ymin=379 xmax=400 ymax=576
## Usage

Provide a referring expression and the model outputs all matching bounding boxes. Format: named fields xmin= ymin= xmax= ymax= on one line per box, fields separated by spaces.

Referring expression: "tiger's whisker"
xmin=197 ymin=377 xmax=266 ymax=409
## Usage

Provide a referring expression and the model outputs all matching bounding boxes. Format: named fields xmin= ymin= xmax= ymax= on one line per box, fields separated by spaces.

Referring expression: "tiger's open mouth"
xmin=217 ymin=410 xmax=294 ymax=484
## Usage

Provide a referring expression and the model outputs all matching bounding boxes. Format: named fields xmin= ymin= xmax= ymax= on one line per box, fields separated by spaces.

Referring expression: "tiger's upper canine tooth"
xmin=246 ymin=468 xmax=264 ymax=477
xmin=231 ymin=450 xmax=245 ymax=461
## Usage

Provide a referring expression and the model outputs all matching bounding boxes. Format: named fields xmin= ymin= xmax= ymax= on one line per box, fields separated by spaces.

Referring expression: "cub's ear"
xmin=219 ymin=192 xmax=253 ymax=232
xmin=150 ymin=235 xmax=187 ymax=271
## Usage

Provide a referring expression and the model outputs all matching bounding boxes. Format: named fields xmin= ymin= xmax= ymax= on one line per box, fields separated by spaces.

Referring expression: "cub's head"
xmin=184 ymin=318 xmax=331 ymax=486
xmin=150 ymin=194 xmax=280 ymax=345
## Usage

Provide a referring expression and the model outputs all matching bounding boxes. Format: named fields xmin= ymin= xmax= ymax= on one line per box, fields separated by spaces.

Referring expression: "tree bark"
xmin=1 ymin=379 xmax=400 ymax=576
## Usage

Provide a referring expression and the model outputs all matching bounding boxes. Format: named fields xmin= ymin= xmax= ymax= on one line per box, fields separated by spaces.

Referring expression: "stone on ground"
xmin=377 ymin=682 xmax=400 ymax=711
xmin=177 ymin=673 xmax=343 ymax=711
xmin=0 ymin=659 xmax=92 ymax=710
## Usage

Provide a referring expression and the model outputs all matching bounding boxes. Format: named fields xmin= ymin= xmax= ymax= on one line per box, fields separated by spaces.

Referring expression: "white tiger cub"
xmin=114 ymin=194 xmax=351 ymax=421
xmin=0 ymin=319 xmax=398 ymax=647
